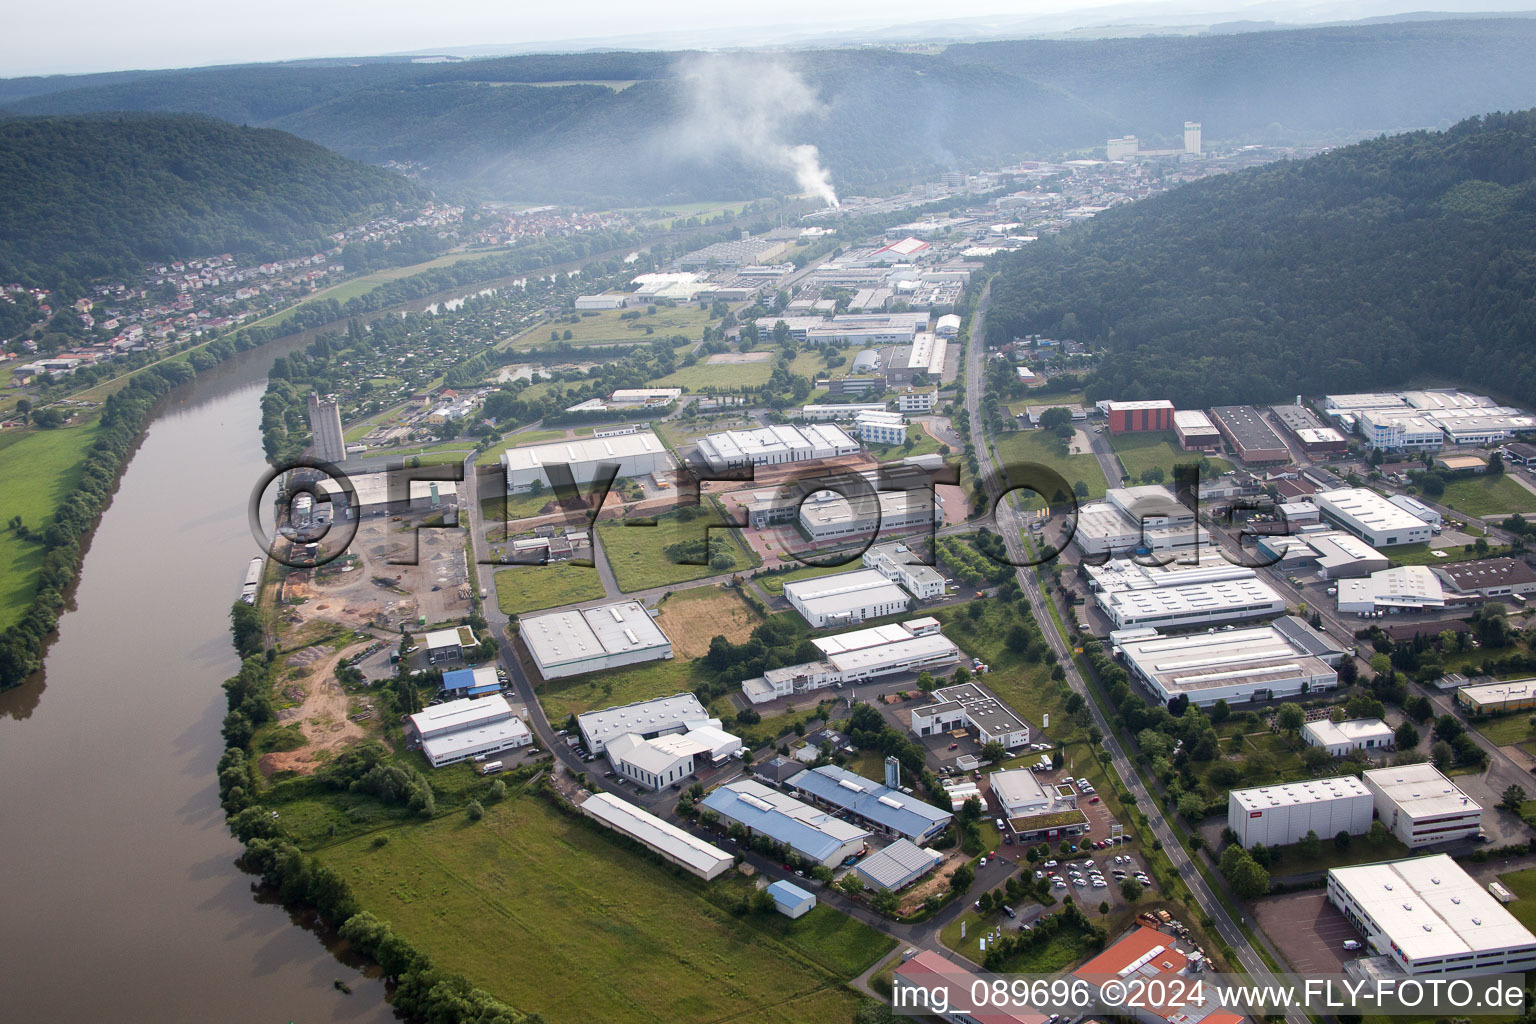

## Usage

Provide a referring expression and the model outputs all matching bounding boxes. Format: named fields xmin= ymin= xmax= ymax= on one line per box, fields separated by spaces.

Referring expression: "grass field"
xmin=993 ymin=429 xmax=1108 ymax=504
xmin=1436 ymin=475 xmax=1536 ymax=517
xmin=536 ymin=655 xmax=705 ymax=723
xmin=1109 ymin=432 xmax=1233 ymax=484
xmin=597 ymin=508 xmax=759 ymax=592
xmin=518 ymin=306 xmax=712 ymax=349
xmin=652 ymin=357 xmax=773 ymax=391
xmin=0 ymin=421 xmax=101 ymax=629
xmin=869 ymin=424 xmax=944 ymax=463
xmin=1497 ymin=867 xmax=1536 ymax=932
xmin=1385 ymin=542 xmax=1512 ymax=566
xmin=654 ymin=584 xmax=763 ymax=658
xmin=1474 ymin=713 xmax=1536 ymax=746
xmin=321 ymin=794 xmax=889 ymax=1024
xmin=494 ymin=563 xmax=607 ymax=615
xmin=759 ymin=561 xmax=862 ymax=595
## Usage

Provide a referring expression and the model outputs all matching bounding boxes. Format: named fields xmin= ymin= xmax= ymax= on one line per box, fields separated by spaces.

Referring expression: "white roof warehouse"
xmin=520 ymin=601 xmax=673 ymax=680
xmin=581 ymin=793 xmax=733 ymax=880
xmin=407 ymin=695 xmax=532 ymax=767
xmin=1113 ymin=615 xmax=1339 ymax=707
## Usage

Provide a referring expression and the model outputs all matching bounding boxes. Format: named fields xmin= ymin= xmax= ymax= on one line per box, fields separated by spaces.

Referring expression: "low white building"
xmin=767 ymin=880 xmax=817 ymax=918
xmin=581 ymin=793 xmax=732 ymax=880
xmin=407 ymin=695 xmax=532 ymax=767
xmin=1302 ymin=718 xmax=1394 ymax=757
xmin=1314 ymin=488 xmax=1435 ymax=547
xmin=854 ymin=409 xmax=908 ymax=445
xmin=1336 ymin=565 xmax=1446 ymax=615
xmin=740 ymin=619 xmax=960 ymax=704
xmin=604 ymin=722 xmax=742 ymax=790
xmin=1229 ymin=776 xmax=1374 ymax=848
xmin=1071 ymin=485 xmax=1207 ymax=557
xmin=521 ymin=601 xmax=673 ymax=680
xmin=574 ymin=293 xmax=629 ymax=310
xmin=422 ymin=625 xmax=479 ymax=665
xmin=1328 ymin=854 xmax=1536 ymax=975
xmin=576 ymin=692 xmax=709 ymax=755
xmin=910 ymin=680 xmax=1030 ymax=750
xmin=1113 ymin=615 xmax=1340 ymax=707
xmin=784 ymin=568 xmax=913 ymax=627
xmin=1387 ymin=492 xmax=1443 ymax=526
xmin=1086 ymin=555 xmax=1285 ymax=631
xmin=501 ymin=431 xmax=670 ymax=493
xmin=695 ymin=423 xmax=859 ymax=472
xmin=863 ymin=541 xmax=947 ymax=600
xmin=895 ymin=386 xmax=937 ymax=412
xmin=798 ymin=485 xmax=942 ymax=543
xmin=1363 ymin=763 xmax=1482 ymax=848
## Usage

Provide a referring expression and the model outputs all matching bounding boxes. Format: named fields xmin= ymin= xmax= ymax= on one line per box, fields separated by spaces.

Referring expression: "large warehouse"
xmin=1106 ymin=399 xmax=1174 ymax=434
xmin=1336 ymin=566 xmax=1446 ymax=615
xmin=406 ymin=695 xmax=532 ymax=767
xmin=798 ymin=485 xmax=943 ymax=543
xmin=1328 ymin=855 xmax=1536 ymax=976
xmin=1087 ymin=556 xmax=1286 ymax=631
xmin=783 ymin=568 xmax=913 ymax=627
xmin=1071 ymin=485 xmax=1206 ymax=557
xmin=1114 ymin=615 xmax=1340 ymax=706
xmin=700 ymin=780 xmax=870 ymax=866
xmin=788 ymin=765 xmax=952 ymax=844
xmin=500 ymin=431 xmax=671 ymax=492
xmin=1456 ymin=679 xmax=1536 ymax=714
xmin=1313 ymin=488 xmax=1434 ymax=547
xmin=1363 ymin=763 xmax=1483 ymax=847
xmin=1174 ymin=409 xmax=1222 ymax=451
xmin=1227 ymin=776 xmax=1374 ymax=848
xmin=739 ymin=619 xmax=960 ymax=703
xmin=581 ymin=793 xmax=733 ymax=880
xmin=521 ymin=601 xmax=673 ymax=680
xmin=1211 ymin=405 xmax=1290 ymax=464
xmin=694 ymin=423 xmax=860 ymax=472
xmin=576 ymin=692 xmax=709 ymax=755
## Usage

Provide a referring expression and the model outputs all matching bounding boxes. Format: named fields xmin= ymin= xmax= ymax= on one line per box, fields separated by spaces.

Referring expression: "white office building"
xmin=783 ymin=568 xmax=912 ymax=627
xmin=407 ymin=695 xmax=533 ymax=767
xmin=576 ymin=692 xmax=709 ymax=755
xmin=799 ymin=403 xmax=887 ymax=421
xmin=863 ymin=542 xmax=947 ymax=600
xmin=895 ymin=387 xmax=937 ymax=412
xmin=1228 ymin=776 xmax=1375 ymax=848
xmin=910 ymin=680 xmax=1030 ymax=749
xmin=798 ymin=484 xmax=942 ymax=542
xmin=501 ymin=431 xmax=671 ymax=492
xmin=521 ymin=601 xmax=673 ymax=680
xmin=1363 ymin=763 xmax=1483 ymax=848
xmin=740 ymin=619 xmax=959 ymax=704
xmin=1303 ymin=718 xmax=1395 ymax=757
xmin=1086 ymin=555 xmax=1286 ymax=631
xmin=581 ymin=793 xmax=733 ymax=880
xmin=1113 ymin=615 xmax=1340 ymax=706
xmin=1328 ymin=854 xmax=1536 ymax=976
xmin=604 ymin=722 xmax=742 ymax=790
xmin=854 ymin=409 xmax=909 ymax=445
xmin=1313 ymin=488 xmax=1434 ymax=547
xmin=695 ymin=423 xmax=859 ymax=472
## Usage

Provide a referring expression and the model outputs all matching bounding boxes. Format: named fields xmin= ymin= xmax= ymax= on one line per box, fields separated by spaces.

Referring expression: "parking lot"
xmin=1253 ymin=890 xmax=1358 ymax=974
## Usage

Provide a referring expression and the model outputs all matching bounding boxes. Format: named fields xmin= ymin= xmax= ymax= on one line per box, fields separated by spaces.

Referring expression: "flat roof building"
xmin=783 ymin=568 xmax=913 ymax=628
xmin=576 ymin=692 xmax=708 ymax=755
xmin=501 ymin=431 xmax=670 ymax=493
xmin=1211 ymin=405 xmax=1290 ymax=463
xmin=1363 ymin=763 xmax=1482 ymax=848
xmin=1328 ymin=854 xmax=1536 ymax=975
xmin=1228 ymin=776 xmax=1374 ymax=848
xmin=1114 ymin=615 xmax=1338 ymax=706
xmin=1456 ymin=679 xmax=1536 ymax=714
xmin=1387 ymin=493 xmax=1443 ymax=526
xmin=700 ymin=780 xmax=870 ymax=866
xmin=521 ymin=601 xmax=673 ymax=681
xmin=1087 ymin=555 xmax=1285 ymax=631
xmin=989 ymin=768 xmax=1089 ymax=840
xmin=852 ymin=838 xmax=944 ymax=891
xmin=1302 ymin=718 xmax=1394 ymax=757
xmin=1336 ymin=565 xmax=1446 ymax=615
xmin=1106 ymin=399 xmax=1174 ymax=434
xmin=695 ymin=422 xmax=859 ymax=473
xmin=604 ymin=723 xmax=742 ymax=790
xmin=789 ymin=764 xmax=953 ymax=844
xmin=1314 ymin=488 xmax=1434 ymax=547
xmin=440 ymin=664 xmax=500 ymax=698
xmin=407 ymin=695 xmax=532 ymax=767
xmin=741 ymin=619 xmax=960 ymax=703
xmin=423 ymin=625 xmax=478 ymax=665
xmin=863 ymin=541 xmax=947 ymax=600
xmin=911 ymin=680 xmax=1031 ymax=750
xmin=1174 ymin=409 xmax=1222 ymax=451
xmin=798 ymin=483 xmax=942 ymax=543
xmin=1071 ymin=485 xmax=1207 ymax=557
xmin=580 ymin=793 xmax=733 ymax=880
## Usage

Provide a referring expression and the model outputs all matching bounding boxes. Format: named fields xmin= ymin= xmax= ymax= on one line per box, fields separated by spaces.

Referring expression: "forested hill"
xmin=0 ymin=114 xmax=430 ymax=288
xmin=984 ymin=110 xmax=1536 ymax=409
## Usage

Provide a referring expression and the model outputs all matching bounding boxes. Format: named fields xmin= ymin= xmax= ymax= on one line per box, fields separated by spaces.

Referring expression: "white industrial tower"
xmin=1184 ymin=121 xmax=1202 ymax=156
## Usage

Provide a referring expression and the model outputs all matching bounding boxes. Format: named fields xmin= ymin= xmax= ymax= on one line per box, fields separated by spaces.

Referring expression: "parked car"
xmin=979 ymin=856 xmax=988 ymax=868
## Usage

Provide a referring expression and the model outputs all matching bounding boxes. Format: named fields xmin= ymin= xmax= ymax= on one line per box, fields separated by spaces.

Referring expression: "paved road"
xmin=962 ymin=285 xmax=1308 ymax=1024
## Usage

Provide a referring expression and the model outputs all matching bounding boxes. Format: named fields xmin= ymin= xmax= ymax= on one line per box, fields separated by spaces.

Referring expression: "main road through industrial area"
xmin=963 ymin=284 xmax=1309 ymax=1024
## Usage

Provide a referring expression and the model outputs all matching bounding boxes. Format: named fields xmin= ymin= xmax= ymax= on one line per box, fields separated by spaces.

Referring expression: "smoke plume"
xmin=674 ymin=54 xmax=839 ymax=206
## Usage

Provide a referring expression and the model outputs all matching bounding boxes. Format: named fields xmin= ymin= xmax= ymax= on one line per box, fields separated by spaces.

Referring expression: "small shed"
xmin=766 ymin=879 xmax=817 ymax=919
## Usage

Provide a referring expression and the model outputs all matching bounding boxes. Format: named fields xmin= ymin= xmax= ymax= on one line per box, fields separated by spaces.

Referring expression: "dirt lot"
xmin=655 ymin=585 xmax=762 ymax=659
xmin=260 ymin=638 xmax=378 ymax=776
xmin=1254 ymin=890 xmax=1357 ymax=974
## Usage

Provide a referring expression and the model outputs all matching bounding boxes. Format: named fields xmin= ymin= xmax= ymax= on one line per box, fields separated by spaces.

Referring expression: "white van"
xmin=1343 ymin=940 xmax=1362 ymax=951
xmin=479 ymin=761 xmax=503 ymax=775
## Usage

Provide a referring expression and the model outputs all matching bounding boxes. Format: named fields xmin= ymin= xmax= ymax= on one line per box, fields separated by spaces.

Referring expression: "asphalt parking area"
xmin=1254 ymin=890 xmax=1356 ymax=974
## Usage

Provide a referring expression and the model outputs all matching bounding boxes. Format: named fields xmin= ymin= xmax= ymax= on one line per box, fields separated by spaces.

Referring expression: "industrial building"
xmin=1302 ymin=718 xmax=1395 ymax=757
xmin=1336 ymin=565 xmax=1446 ymax=615
xmin=580 ymin=793 xmax=732 ymax=880
xmin=1070 ymin=485 xmax=1206 ymax=557
xmin=854 ymin=409 xmax=908 ymax=445
xmin=1106 ymin=399 xmax=1175 ymax=434
xmin=1211 ymin=405 xmax=1290 ymax=464
xmin=1328 ymin=854 xmax=1536 ymax=976
xmin=1076 ymin=927 xmax=1240 ymax=1024
xmin=1257 ymin=530 xmax=1388 ymax=579
xmin=1314 ymin=488 xmax=1434 ymax=547
xmin=1387 ymin=493 xmax=1442 ymax=526
xmin=739 ymin=619 xmax=960 ymax=704
xmin=863 ymin=541 xmax=947 ymax=600
xmin=700 ymin=780 xmax=870 ymax=866
xmin=990 ymin=768 xmax=1088 ymax=840
xmin=1174 ymin=409 xmax=1223 ymax=451
xmin=574 ymin=293 xmax=628 ymax=310
xmin=895 ymin=386 xmax=937 ymax=412
xmin=422 ymin=625 xmax=479 ymax=665
xmin=521 ymin=601 xmax=673 ymax=681
xmin=306 ymin=393 xmax=346 ymax=464
xmin=851 ymin=838 xmax=944 ymax=891
xmin=440 ymin=664 xmax=500 ymax=698
xmin=1434 ymin=558 xmax=1536 ymax=601
xmin=797 ymin=482 xmax=943 ymax=543
xmin=766 ymin=880 xmax=816 ymax=918
xmin=1113 ymin=615 xmax=1340 ymax=706
xmin=783 ymin=568 xmax=913 ymax=627
xmin=898 ymin=951 xmax=1048 ymax=1024
xmin=1325 ymin=390 xmax=1536 ymax=448
xmin=789 ymin=765 xmax=952 ymax=844
xmin=321 ymin=472 xmax=459 ymax=516
xmin=1363 ymin=763 xmax=1482 ymax=848
xmin=798 ymin=403 xmax=887 ymax=421
xmin=1456 ymin=679 xmax=1536 ymax=714
xmin=604 ymin=722 xmax=741 ymax=790
xmin=910 ymin=680 xmax=1031 ymax=750
xmin=500 ymin=431 xmax=671 ymax=493
xmin=1271 ymin=404 xmax=1349 ymax=456
xmin=694 ymin=423 xmax=860 ymax=473
xmin=576 ymin=692 xmax=708 ymax=755
xmin=1086 ymin=555 xmax=1286 ymax=631
xmin=407 ymin=695 xmax=532 ymax=767
xmin=1227 ymin=776 xmax=1374 ymax=848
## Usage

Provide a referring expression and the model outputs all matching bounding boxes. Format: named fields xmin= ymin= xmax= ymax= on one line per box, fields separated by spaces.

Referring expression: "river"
xmin=0 ymin=319 xmax=401 ymax=1022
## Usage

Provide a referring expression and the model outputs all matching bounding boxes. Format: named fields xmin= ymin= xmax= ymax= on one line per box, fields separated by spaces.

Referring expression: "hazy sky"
xmin=6 ymin=0 xmax=1533 ymax=77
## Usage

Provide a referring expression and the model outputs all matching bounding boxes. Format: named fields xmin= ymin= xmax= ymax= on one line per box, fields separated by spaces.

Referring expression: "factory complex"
xmin=1111 ymin=614 xmax=1342 ymax=706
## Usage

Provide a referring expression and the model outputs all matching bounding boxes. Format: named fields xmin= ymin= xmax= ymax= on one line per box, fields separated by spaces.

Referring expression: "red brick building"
xmin=1107 ymin=399 xmax=1175 ymax=434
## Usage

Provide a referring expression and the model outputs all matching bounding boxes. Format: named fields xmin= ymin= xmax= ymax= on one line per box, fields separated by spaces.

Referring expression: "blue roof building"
xmin=788 ymin=765 xmax=952 ymax=844
xmin=441 ymin=665 xmax=500 ymax=698
xmin=766 ymin=879 xmax=817 ymax=919
xmin=700 ymin=780 xmax=869 ymax=866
